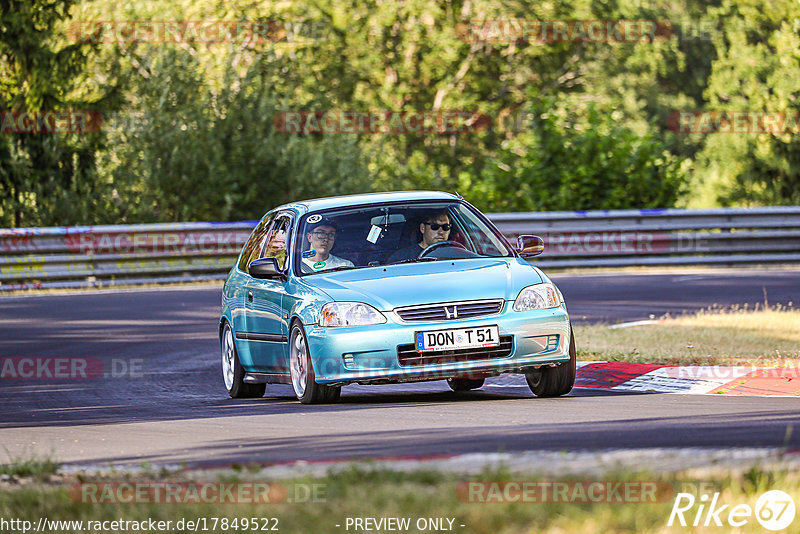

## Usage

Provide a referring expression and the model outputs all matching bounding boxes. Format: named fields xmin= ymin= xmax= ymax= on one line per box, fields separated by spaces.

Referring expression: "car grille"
xmin=395 ymin=299 xmax=504 ymax=322
xmin=397 ymin=335 xmax=514 ymax=367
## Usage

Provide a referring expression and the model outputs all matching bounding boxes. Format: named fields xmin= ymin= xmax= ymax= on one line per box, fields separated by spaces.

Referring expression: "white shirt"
xmin=302 ymin=254 xmax=354 ymax=272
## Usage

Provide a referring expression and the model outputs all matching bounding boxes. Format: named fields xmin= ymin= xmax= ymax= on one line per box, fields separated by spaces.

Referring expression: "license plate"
xmin=415 ymin=325 xmax=500 ymax=353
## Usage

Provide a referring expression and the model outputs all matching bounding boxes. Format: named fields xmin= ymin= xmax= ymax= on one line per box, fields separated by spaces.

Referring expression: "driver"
xmin=388 ymin=210 xmax=452 ymax=263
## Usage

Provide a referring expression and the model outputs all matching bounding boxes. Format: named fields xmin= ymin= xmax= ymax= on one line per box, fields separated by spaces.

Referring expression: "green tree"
xmin=468 ymin=98 xmax=689 ymax=211
xmin=0 ymin=0 xmax=118 ymax=227
xmin=5 ymin=0 xmax=756 ymax=227
xmin=697 ymin=0 xmax=800 ymax=205
xmin=103 ymin=47 xmax=371 ymax=222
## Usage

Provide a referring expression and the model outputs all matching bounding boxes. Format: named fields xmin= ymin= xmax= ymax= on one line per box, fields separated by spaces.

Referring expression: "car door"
xmin=229 ymin=213 xmax=272 ymax=369
xmin=243 ymin=212 xmax=293 ymax=374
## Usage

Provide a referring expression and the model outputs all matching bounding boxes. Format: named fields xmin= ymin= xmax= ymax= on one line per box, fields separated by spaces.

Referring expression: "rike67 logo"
xmin=668 ymin=490 xmax=795 ymax=530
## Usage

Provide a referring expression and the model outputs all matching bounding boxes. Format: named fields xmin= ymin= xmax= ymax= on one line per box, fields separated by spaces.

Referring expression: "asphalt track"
xmin=1 ymin=269 xmax=799 ymax=467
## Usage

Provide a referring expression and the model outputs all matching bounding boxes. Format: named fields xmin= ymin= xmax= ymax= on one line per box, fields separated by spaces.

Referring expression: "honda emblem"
xmin=444 ymin=305 xmax=458 ymax=319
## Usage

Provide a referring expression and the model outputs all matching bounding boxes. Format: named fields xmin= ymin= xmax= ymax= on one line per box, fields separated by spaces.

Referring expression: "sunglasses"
xmin=423 ymin=222 xmax=451 ymax=231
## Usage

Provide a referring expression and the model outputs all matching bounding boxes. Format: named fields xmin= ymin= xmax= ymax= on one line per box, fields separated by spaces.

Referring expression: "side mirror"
xmin=248 ymin=257 xmax=285 ymax=280
xmin=517 ymin=235 xmax=544 ymax=258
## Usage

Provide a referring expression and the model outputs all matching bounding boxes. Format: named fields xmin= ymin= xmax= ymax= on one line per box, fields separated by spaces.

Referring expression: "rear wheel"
xmin=221 ymin=323 xmax=266 ymax=398
xmin=289 ymin=322 xmax=341 ymax=404
xmin=447 ymin=378 xmax=485 ymax=391
xmin=525 ymin=327 xmax=576 ymax=397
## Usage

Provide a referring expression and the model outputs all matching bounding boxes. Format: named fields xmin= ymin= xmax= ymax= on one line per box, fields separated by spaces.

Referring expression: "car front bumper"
xmin=304 ymin=302 xmax=571 ymax=385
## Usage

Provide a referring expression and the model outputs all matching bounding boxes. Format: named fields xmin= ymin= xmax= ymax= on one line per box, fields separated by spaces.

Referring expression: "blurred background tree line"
xmin=0 ymin=0 xmax=798 ymax=227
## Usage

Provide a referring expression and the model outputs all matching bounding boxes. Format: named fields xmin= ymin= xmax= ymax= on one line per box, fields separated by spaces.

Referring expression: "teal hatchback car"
xmin=220 ymin=191 xmax=575 ymax=404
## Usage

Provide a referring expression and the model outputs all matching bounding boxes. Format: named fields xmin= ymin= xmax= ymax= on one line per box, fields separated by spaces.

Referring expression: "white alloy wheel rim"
xmin=222 ymin=325 xmax=235 ymax=390
xmin=290 ymin=327 xmax=308 ymax=398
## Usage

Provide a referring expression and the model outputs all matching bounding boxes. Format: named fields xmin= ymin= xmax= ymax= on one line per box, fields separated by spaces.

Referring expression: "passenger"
xmin=269 ymin=229 xmax=287 ymax=269
xmin=302 ymin=218 xmax=354 ymax=272
xmin=388 ymin=210 xmax=452 ymax=263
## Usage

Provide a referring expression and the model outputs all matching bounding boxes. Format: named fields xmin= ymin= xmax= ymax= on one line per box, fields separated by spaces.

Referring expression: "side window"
xmin=237 ymin=214 xmax=274 ymax=272
xmin=261 ymin=215 xmax=292 ymax=270
xmin=455 ymin=208 xmax=503 ymax=256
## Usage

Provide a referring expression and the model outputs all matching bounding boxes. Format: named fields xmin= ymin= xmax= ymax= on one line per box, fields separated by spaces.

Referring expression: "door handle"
xmin=247 ymin=291 xmax=253 ymax=302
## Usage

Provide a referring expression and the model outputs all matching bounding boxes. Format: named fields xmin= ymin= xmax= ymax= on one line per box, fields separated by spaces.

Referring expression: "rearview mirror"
xmin=248 ymin=257 xmax=284 ymax=280
xmin=370 ymin=213 xmax=406 ymax=225
xmin=517 ymin=235 xmax=544 ymax=258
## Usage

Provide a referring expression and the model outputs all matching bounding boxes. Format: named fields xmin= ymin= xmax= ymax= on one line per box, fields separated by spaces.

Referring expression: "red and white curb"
xmin=574 ymin=361 xmax=800 ymax=396
xmin=486 ymin=363 xmax=800 ymax=396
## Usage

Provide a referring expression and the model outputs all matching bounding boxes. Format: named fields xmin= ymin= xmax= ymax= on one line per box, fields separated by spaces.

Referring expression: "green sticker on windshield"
xmin=313 ymin=261 xmax=326 ymax=270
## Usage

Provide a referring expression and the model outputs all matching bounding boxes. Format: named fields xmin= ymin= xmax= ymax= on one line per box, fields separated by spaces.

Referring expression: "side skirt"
xmin=244 ymin=372 xmax=292 ymax=385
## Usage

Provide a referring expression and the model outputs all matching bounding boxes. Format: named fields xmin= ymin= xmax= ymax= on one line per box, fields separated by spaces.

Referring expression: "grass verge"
xmin=0 ymin=458 xmax=60 ymax=480
xmin=1 ymin=465 xmax=798 ymax=533
xmin=575 ymin=306 xmax=800 ymax=366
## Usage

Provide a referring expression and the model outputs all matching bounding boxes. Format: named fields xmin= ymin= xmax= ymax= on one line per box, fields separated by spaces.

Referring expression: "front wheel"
xmin=289 ymin=323 xmax=341 ymax=404
xmin=525 ymin=327 xmax=576 ymax=397
xmin=221 ymin=323 xmax=266 ymax=399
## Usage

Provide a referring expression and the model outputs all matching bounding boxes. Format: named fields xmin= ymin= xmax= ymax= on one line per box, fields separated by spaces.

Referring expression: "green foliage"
xmin=469 ymin=99 xmax=689 ymax=211
xmin=101 ymin=48 xmax=371 ymax=222
xmin=0 ymin=456 xmax=60 ymax=480
xmin=698 ymin=0 xmax=800 ymax=206
xmin=0 ymin=0 xmax=118 ymax=227
xmin=1 ymin=0 xmax=797 ymax=227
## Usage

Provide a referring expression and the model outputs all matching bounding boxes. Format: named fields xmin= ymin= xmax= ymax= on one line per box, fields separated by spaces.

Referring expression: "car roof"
xmin=277 ymin=191 xmax=460 ymax=215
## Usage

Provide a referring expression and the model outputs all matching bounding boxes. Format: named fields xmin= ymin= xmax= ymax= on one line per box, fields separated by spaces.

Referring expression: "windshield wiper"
xmin=388 ymin=257 xmax=439 ymax=265
xmin=319 ymin=265 xmax=361 ymax=273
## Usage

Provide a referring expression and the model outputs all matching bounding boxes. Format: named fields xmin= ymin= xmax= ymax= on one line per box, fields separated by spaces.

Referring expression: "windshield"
xmin=294 ymin=201 xmax=513 ymax=275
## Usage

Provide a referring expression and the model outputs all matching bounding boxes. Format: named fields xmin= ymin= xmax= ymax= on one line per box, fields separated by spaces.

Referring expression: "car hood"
xmin=304 ymin=257 xmax=543 ymax=310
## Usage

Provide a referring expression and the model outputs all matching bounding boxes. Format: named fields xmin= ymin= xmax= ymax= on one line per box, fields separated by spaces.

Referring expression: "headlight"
xmin=319 ymin=302 xmax=387 ymax=327
xmin=512 ymin=283 xmax=561 ymax=311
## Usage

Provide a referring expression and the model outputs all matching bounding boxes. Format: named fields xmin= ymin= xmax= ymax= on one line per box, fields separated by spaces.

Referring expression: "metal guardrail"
xmin=1 ymin=207 xmax=799 ymax=291
xmin=490 ymin=206 xmax=800 ymax=268
xmin=0 ymin=222 xmax=255 ymax=291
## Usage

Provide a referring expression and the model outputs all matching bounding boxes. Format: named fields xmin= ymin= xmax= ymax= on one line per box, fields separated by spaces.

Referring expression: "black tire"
xmin=289 ymin=322 xmax=341 ymax=405
xmin=447 ymin=378 xmax=485 ymax=391
xmin=525 ymin=327 xmax=576 ymax=397
xmin=221 ymin=323 xmax=266 ymax=399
